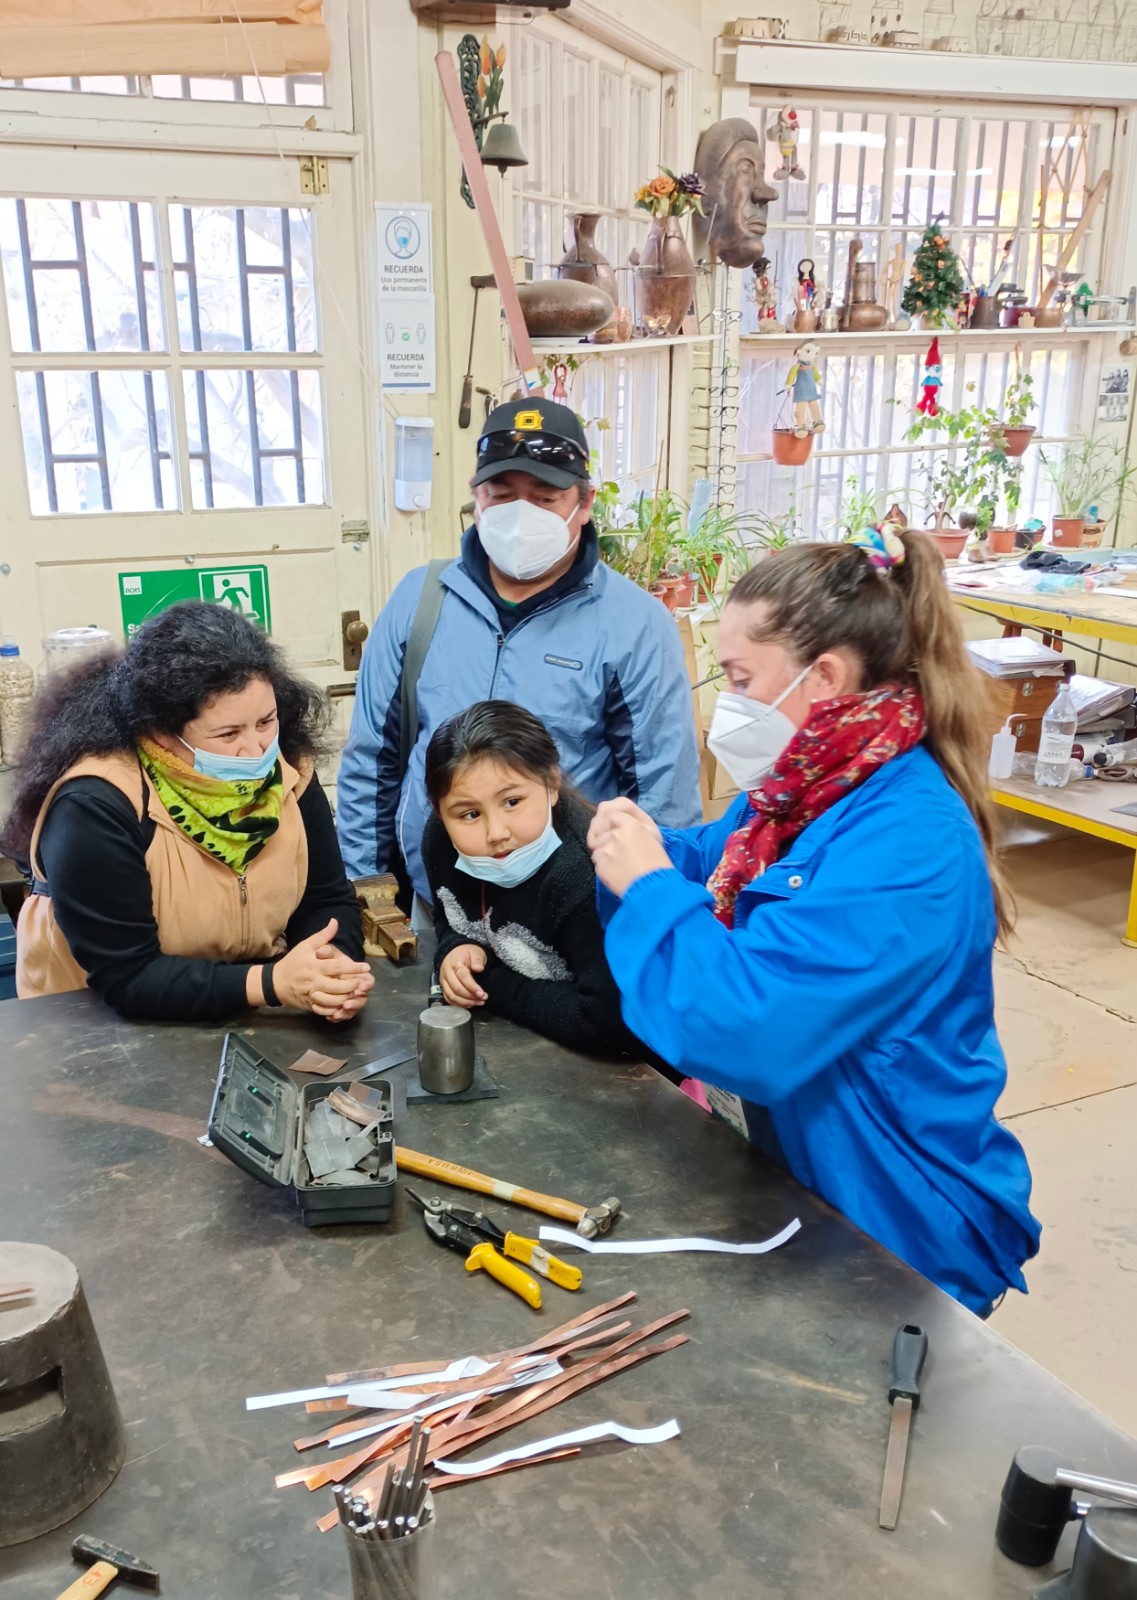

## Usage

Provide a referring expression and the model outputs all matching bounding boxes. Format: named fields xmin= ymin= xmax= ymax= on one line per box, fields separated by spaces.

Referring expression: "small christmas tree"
xmin=901 ymin=223 xmax=965 ymax=327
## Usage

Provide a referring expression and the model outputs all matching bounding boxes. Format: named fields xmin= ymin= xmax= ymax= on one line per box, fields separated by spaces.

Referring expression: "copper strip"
xmin=305 ymin=1398 xmax=354 ymax=1414
xmin=428 ymin=1446 xmax=582 ymax=1489
xmin=325 ymin=1292 xmax=638 ymax=1387
xmin=312 ymin=1335 xmax=687 ymax=1533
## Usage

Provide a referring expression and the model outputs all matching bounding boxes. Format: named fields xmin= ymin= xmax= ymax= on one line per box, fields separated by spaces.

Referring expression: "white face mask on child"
xmin=455 ymin=797 xmax=562 ymax=888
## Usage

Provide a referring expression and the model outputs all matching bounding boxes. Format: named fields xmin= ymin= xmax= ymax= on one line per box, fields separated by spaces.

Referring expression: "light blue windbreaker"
xmin=336 ymin=527 xmax=701 ymax=899
xmin=601 ymin=746 xmax=1041 ymax=1313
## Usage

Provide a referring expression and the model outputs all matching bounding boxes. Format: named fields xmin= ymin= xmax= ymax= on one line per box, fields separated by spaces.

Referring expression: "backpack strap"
xmin=399 ymin=559 xmax=450 ymax=784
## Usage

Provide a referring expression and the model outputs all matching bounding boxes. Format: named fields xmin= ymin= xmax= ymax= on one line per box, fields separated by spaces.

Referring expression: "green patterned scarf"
xmin=138 ymin=738 xmax=283 ymax=874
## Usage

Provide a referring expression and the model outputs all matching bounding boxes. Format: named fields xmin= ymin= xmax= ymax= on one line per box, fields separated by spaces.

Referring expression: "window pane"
xmin=562 ymin=53 xmax=593 ymax=204
xmin=892 ymin=115 xmax=959 ymax=226
xmin=0 ymin=198 xmax=163 ymax=353
xmin=598 ymin=71 xmax=623 ymax=210
xmin=172 ymin=205 xmax=317 ymax=353
xmin=183 ymin=368 xmax=325 ymax=509
xmin=815 ymin=110 xmax=888 ymax=227
xmin=0 ymin=76 xmax=136 ymax=94
xmin=517 ymin=34 xmax=551 ymax=196
xmin=628 ymin=82 xmax=655 ymax=193
xmin=16 ymin=368 xmax=175 ymax=515
xmin=151 ymin=74 xmax=325 ymax=106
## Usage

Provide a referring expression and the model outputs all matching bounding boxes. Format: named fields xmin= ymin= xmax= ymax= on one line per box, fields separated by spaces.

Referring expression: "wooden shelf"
xmin=528 ymin=333 xmax=719 ymax=355
xmin=741 ymin=323 xmax=1134 ymax=351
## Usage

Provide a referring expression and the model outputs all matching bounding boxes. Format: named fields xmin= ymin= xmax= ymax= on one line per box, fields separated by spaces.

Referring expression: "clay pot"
xmin=771 ymin=428 xmax=813 ymax=466
xmin=516 ymin=279 xmax=614 ymax=339
xmin=673 ymin=574 xmax=696 ymax=608
xmin=1081 ymin=522 xmax=1105 ymax=549
xmin=986 ymin=525 xmax=1016 ymax=555
xmin=999 ymin=425 xmax=1036 ymax=458
xmin=1052 ymin=517 xmax=1085 ymax=548
xmin=650 ymin=577 xmax=682 ymax=612
xmin=632 ymin=218 xmax=695 ymax=335
xmin=927 ymin=527 xmax=968 ymax=559
xmin=557 ymin=213 xmax=618 ymax=307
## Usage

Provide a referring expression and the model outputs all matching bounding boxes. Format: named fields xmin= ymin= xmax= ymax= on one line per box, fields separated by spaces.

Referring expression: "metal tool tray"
xmin=207 ymin=1033 xmax=396 ymax=1227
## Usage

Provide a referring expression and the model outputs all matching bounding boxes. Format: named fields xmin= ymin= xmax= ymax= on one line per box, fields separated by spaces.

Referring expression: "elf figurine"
xmin=767 ymin=105 xmax=806 ymax=182
xmin=751 ymin=267 xmax=784 ymax=332
xmin=786 ymin=340 xmax=824 ymax=437
xmin=916 ymin=337 xmax=942 ymax=418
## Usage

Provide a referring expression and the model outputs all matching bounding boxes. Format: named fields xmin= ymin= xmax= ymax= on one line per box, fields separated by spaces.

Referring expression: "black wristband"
xmin=260 ymin=962 xmax=283 ymax=1008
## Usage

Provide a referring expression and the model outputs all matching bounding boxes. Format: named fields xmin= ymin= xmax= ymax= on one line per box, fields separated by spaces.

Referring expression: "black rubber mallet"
xmin=56 ymin=1534 xmax=160 ymax=1597
xmin=997 ymin=1446 xmax=1137 ymax=1567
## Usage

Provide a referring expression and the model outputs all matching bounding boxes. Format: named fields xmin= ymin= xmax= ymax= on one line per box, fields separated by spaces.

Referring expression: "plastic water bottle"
xmin=0 ymin=637 xmax=35 ymax=765
xmin=1034 ymin=664 xmax=1077 ymax=789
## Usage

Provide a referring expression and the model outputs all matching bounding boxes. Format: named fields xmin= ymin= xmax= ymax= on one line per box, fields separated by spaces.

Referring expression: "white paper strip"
xmin=536 ymin=1218 xmax=802 ymax=1255
xmin=246 ymin=1354 xmax=495 ymax=1412
xmin=432 ymin=1417 xmax=681 ymax=1476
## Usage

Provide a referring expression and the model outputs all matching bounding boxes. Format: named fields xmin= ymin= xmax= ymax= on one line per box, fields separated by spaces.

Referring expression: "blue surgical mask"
xmin=178 ymin=733 xmax=281 ymax=784
xmin=455 ymin=798 xmax=562 ymax=888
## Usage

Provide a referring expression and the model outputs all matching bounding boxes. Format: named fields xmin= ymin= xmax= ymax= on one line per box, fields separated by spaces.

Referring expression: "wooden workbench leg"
xmin=1125 ymin=852 xmax=1137 ymax=949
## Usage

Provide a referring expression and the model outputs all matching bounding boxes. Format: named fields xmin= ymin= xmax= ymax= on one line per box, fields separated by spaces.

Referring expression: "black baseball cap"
xmin=472 ymin=399 xmax=591 ymax=490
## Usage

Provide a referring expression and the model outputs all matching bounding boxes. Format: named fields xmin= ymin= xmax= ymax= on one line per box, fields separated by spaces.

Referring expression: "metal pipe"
xmin=1056 ymin=1468 xmax=1137 ymax=1507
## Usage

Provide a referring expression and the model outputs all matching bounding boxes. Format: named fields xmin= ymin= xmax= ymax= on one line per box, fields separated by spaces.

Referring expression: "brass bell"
xmin=480 ymin=118 xmax=528 ymax=174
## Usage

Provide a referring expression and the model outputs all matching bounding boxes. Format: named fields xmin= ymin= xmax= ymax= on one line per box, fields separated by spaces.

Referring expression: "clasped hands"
xmin=268 ymin=917 xmax=374 ymax=1022
xmin=587 ymin=797 xmax=673 ymax=898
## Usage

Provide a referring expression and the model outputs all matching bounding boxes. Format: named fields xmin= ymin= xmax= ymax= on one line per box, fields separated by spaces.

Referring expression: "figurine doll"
xmin=785 ymin=340 xmax=824 ymax=437
xmin=767 ymin=105 xmax=806 ymax=182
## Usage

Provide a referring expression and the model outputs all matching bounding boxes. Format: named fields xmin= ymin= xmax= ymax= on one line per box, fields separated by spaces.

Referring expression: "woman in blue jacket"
xmin=589 ymin=528 xmax=1040 ymax=1315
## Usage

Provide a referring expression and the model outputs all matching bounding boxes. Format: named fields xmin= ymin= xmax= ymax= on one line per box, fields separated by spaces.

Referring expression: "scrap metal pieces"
xmin=304 ymin=1099 xmax=384 ymax=1186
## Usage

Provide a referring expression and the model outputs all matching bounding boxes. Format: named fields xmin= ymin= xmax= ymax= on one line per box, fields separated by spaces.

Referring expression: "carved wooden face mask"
xmin=694 ymin=118 xmax=779 ymax=270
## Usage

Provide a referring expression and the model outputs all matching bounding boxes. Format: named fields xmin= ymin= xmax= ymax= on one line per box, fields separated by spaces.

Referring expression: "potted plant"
xmin=832 ymin=476 xmax=892 ymax=540
xmin=1041 ymin=436 xmax=1137 ymax=550
xmin=993 ymin=370 xmax=1036 ymax=458
xmin=907 ymin=395 xmax=1012 ymax=558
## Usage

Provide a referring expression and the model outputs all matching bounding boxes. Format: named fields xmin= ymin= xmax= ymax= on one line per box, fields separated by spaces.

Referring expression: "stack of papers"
xmin=967 ymin=637 xmax=1068 ymax=679
xmin=1069 ymin=674 xmax=1135 ymax=728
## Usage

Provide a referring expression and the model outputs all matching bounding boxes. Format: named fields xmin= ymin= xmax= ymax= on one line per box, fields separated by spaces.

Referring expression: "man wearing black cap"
xmin=336 ymin=399 xmax=701 ymax=903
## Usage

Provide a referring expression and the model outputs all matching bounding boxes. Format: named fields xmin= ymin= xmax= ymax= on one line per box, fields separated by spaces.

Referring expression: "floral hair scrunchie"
xmin=847 ymin=525 xmax=906 ymax=571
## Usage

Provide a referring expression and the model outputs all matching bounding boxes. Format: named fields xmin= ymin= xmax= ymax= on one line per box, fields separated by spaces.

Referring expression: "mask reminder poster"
xmin=376 ymin=204 xmax=432 ymax=297
xmin=380 ymin=295 xmax=437 ymax=392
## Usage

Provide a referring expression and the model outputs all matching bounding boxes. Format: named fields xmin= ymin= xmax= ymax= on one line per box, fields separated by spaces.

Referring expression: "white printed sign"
xmin=377 ymin=204 xmax=432 ymax=297
xmin=380 ymin=294 xmax=436 ymax=392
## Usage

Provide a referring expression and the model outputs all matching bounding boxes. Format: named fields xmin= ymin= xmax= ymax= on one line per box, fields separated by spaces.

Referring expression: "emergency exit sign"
xmin=118 ymin=566 xmax=272 ymax=637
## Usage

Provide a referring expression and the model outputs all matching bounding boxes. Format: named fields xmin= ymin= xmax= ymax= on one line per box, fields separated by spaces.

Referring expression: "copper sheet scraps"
xmin=289 ymin=1050 xmax=348 ymax=1078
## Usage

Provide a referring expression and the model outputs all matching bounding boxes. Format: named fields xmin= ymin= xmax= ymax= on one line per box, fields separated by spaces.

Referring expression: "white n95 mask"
xmin=476 ymin=499 xmax=578 ymax=582
xmin=706 ymin=665 xmax=813 ymax=792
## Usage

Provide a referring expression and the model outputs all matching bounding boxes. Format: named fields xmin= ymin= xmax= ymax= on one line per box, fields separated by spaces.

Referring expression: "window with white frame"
xmin=736 ymin=96 xmax=1115 ymax=533
xmin=512 ymin=20 xmax=669 ymax=495
xmin=0 ymin=195 xmax=326 ymax=515
xmin=0 ymin=72 xmax=324 ymax=104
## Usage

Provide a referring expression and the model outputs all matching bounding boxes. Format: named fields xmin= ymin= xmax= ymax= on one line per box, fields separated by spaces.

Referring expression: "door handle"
xmin=342 ymin=612 xmax=369 ymax=671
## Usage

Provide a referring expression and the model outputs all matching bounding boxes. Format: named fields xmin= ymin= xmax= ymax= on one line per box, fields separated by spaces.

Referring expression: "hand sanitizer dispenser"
xmin=394 ymin=417 xmax=435 ymax=512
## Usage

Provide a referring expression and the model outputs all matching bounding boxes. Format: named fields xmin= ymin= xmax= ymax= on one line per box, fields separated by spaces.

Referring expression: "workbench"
xmin=951 ymin=578 xmax=1137 ymax=945
xmin=2 ymin=961 xmax=1137 ymax=1600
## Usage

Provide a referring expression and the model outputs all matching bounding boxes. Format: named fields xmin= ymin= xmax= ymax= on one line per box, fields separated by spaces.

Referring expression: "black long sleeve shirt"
xmin=421 ymin=794 xmax=639 ymax=1060
xmin=37 ymin=773 xmax=364 ymax=1022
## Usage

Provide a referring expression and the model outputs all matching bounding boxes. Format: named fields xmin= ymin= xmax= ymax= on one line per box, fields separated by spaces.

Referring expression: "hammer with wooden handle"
xmin=395 ymin=1147 xmax=620 ymax=1238
xmin=56 ymin=1535 xmax=159 ymax=1599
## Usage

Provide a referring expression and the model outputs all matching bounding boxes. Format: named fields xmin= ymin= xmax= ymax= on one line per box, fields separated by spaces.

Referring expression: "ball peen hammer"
xmin=56 ymin=1536 xmax=159 ymax=1598
xmin=395 ymin=1146 xmax=620 ymax=1238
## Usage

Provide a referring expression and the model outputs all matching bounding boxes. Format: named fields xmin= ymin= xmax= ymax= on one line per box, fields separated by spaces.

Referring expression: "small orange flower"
xmin=648 ymin=174 xmax=677 ymax=198
xmin=480 ymin=37 xmax=493 ymax=75
xmin=496 ymin=43 xmax=507 ymax=68
xmin=635 ymin=184 xmax=651 ymax=203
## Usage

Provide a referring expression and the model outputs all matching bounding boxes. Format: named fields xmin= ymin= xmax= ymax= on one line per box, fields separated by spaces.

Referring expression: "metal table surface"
xmin=2 ymin=959 xmax=1135 ymax=1600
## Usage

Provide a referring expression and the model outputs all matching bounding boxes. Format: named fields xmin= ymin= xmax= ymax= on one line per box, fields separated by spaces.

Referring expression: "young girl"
xmin=421 ymin=700 xmax=636 ymax=1059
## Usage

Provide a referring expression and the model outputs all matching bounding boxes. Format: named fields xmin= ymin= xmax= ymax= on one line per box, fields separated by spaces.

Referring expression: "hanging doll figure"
xmin=551 ymin=362 xmax=570 ymax=402
xmin=767 ymin=105 xmax=806 ymax=182
xmin=917 ymin=337 xmax=942 ymax=417
xmin=786 ymin=340 xmax=824 ymax=438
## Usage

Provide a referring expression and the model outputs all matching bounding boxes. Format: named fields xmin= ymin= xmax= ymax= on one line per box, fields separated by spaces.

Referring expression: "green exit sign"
xmin=118 ymin=565 xmax=272 ymax=637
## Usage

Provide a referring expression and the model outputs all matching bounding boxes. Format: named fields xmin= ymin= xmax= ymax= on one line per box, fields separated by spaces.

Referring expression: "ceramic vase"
xmin=634 ymin=217 xmax=695 ymax=336
xmin=557 ymin=213 xmax=618 ymax=307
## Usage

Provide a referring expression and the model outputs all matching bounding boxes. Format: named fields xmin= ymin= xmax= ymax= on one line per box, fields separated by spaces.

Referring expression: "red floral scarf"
xmin=707 ymin=683 xmax=926 ymax=928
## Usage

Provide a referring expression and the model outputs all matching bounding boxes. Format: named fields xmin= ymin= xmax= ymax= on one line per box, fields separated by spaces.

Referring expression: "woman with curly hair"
xmin=4 ymin=602 xmax=371 ymax=1023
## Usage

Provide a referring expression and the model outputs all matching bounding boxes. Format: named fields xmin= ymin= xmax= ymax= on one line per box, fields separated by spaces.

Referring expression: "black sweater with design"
xmin=421 ymin=795 xmax=639 ymax=1060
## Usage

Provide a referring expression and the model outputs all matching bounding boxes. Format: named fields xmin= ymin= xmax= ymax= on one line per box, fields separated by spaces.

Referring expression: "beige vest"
xmin=17 ymin=750 xmax=311 ymax=1000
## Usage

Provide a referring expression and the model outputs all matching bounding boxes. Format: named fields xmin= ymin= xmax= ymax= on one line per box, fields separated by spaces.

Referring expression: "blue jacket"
xmin=601 ymin=746 xmax=1040 ymax=1313
xmin=336 ymin=527 xmax=701 ymax=898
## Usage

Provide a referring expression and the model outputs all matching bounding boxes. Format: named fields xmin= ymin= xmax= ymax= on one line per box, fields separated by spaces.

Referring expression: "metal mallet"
xmin=56 ymin=1535 xmax=160 ymax=1598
